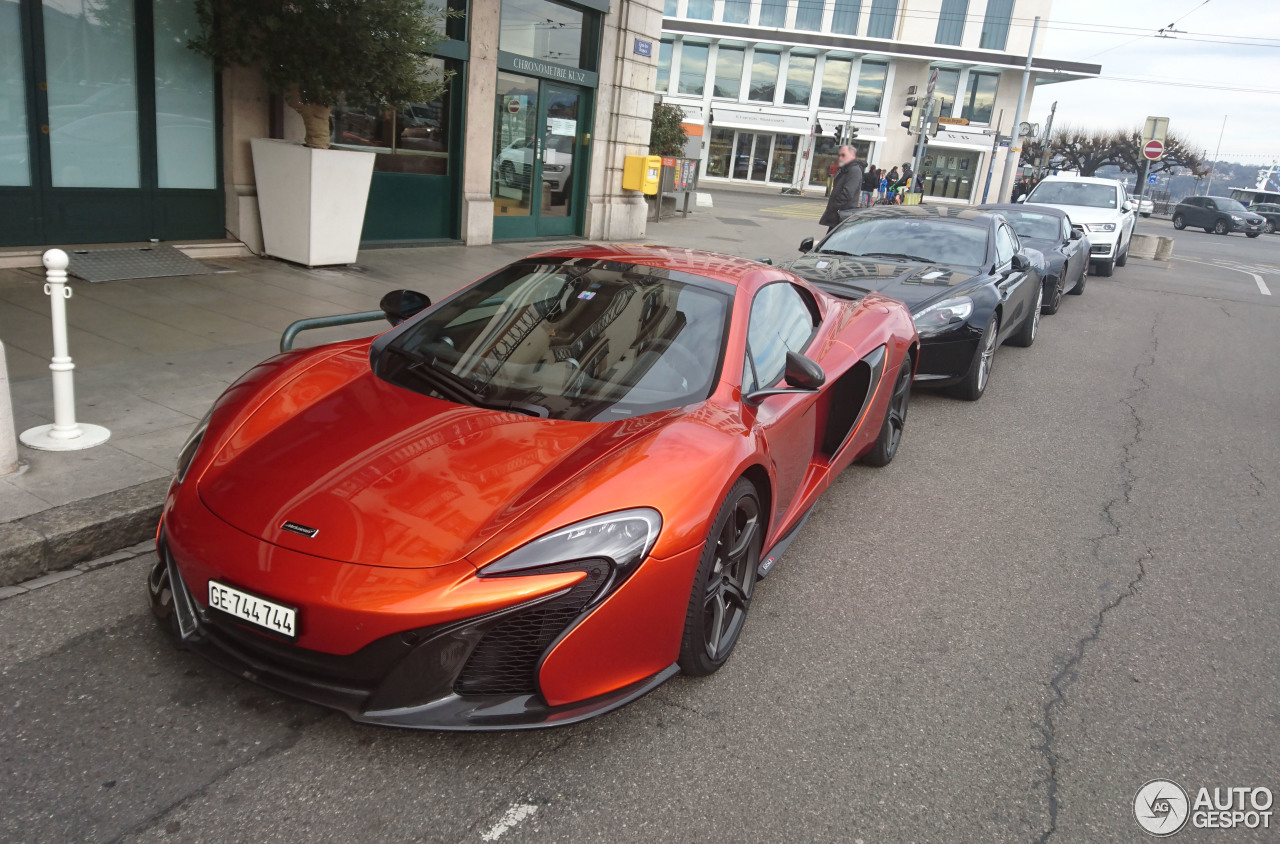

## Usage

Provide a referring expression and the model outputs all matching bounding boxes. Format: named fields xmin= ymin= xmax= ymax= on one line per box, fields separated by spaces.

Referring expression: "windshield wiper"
xmin=388 ymin=346 xmax=545 ymax=418
xmin=854 ymin=251 xmax=935 ymax=263
xmin=814 ymin=248 xmax=857 ymax=257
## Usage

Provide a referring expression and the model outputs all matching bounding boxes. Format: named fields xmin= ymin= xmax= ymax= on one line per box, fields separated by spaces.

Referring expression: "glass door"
xmin=731 ymin=132 xmax=770 ymax=182
xmin=493 ymin=73 xmax=587 ymax=239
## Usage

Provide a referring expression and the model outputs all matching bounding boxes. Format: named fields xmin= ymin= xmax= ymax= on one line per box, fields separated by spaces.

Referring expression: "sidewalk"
xmin=0 ymin=189 xmax=827 ymax=584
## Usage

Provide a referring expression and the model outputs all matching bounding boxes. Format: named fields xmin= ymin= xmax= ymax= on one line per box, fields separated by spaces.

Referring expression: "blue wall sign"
xmin=634 ymin=38 xmax=653 ymax=57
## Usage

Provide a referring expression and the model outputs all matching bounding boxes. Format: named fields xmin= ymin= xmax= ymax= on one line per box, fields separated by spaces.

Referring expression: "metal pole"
xmin=19 ymin=249 xmax=110 ymax=451
xmin=998 ymin=15 xmax=1040 ymax=203
xmin=1038 ymin=101 xmax=1057 ymax=179
xmin=910 ymin=96 xmax=933 ymax=190
xmin=1203 ymin=114 xmax=1227 ymax=196
xmin=0 ymin=342 xmax=19 ymax=475
xmin=981 ymin=109 xmax=1005 ymax=204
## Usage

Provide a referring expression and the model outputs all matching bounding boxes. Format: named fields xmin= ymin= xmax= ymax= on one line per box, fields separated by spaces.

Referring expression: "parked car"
xmin=1246 ymin=202 xmax=1280 ymax=234
xmin=148 ymin=244 xmax=919 ymax=730
xmin=783 ymin=205 xmax=1043 ymax=402
xmin=1019 ymin=175 xmax=1136 ymax=278
xmin=1171 ymin=196 xmax=1266 ymax=238
xmin=1128 ymin=193 xmax=1154 ymax=217
xmin=494 ymin=136 xmax=574 ymax=196
xmin=979 ymin=204 xmax=1090 ymax=314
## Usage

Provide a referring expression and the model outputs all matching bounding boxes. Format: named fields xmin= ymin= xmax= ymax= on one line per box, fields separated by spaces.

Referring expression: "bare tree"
xmin=1021 ymin=125 xmax=1208 ymax=178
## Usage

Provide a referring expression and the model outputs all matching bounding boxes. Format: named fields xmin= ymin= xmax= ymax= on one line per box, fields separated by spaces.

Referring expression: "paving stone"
xmin=21 ymin=569 xmax=80 ymax=590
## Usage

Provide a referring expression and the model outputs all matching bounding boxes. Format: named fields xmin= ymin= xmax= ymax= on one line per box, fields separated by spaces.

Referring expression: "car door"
xmin=1061 ymin=217 xmax=1084 ymax=284
xmin=1118 ymin=185 xmax=1136 ymax=246
xmin=993 ymin=222 xmax=1033 ymax=341
xmin=1203 ymin=199 xmax=1221 ymax=229
xmin=743 ymin=282 xmax=821 ymax=528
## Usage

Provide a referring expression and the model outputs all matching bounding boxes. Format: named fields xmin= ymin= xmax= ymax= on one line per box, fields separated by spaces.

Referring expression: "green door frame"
xmin=0 ymin=0 xmax=224 ymax=248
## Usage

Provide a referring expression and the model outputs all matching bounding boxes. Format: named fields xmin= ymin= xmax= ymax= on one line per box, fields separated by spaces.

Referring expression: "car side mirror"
xmin=379 ymin=289 xmax=431 ymax=326
xmin=1069 ymin=228 xmax=1083 ymax=241
xmin=744 ymin=352 xmax=825 ymax=405
xmin=1015 ymin=195 xmax=1027 ymax=203
xmin=799 ymin=237 xmax=815 ymax=253
xmin=1011 ymin=253 xmax=1030 ymax=272
xmin=1122 ymin=201 xmax=1135 ymax=212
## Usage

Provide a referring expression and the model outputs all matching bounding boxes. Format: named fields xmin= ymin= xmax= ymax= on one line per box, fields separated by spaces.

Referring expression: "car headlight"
xmin=912 ymin=296 xmax=974 ymax=338
xmin=479 ymin=509 xmax=662 ymax=596
xmin=174 ymin=406 xmax=214 ymax=483
xmin=544 ymin=164 xmax=565 ymax=172
xmin=1087 ymin=223 xmax=1116 ymax=232
xmin=1231 ymin=215 xmax=1244 ymax=223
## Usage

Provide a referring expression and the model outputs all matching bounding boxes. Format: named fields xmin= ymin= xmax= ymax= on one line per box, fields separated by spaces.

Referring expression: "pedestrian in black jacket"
xmin=820 ymin=146 xmax=864 ymax=231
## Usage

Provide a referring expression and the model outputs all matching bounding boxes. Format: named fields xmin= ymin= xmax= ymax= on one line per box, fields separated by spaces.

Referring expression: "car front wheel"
xmin=678 ymin=478 xmax=762 ymax=676
xmin=950 ymin=313 xmax=999 ymax=401
xmin=1214 ymin=220 xmax=1228 ymax=235
xmin=1172 ymin=214 xmax=1186 ymax=230
xmin=1041 ymin=277 xmax=1063 ymax=315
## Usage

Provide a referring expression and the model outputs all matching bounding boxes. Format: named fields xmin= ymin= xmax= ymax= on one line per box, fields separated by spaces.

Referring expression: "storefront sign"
xmin=711 ymin=108 xmax=810 ymax=133
xmin=497 ymin=52 xmax=599 ymax=88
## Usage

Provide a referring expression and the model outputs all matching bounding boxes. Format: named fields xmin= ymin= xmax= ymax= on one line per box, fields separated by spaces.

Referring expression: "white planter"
xmin=250 ymin=138 xmax=376 ymax=267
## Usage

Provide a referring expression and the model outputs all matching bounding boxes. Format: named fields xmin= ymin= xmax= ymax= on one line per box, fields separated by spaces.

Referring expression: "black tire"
xmin=861 ymin=355 xmax=912 ymax=467
xmin=1247 ymin=232 xmax=1261 ymax=239
xmin=677 ymin=478 xmax=762 ymax=676
xmin=1172 ymin=214 xmax=1186 ymax=230
xmin=1214 ymin=220 xmax=1228 ymax=235
xmin=148 ymin=555 xmax=174 ymax=625
xmin=950 ymin=313 xmax=999 ymax=401
xmin=1115 ymin=239 xmax=1128 ymax=267
xmin=1068 ymin=267 xmax=1086 ymax=295
xmin=1041 ymin=277 xmax=1063 ymax=315
xmin=1094 ymin=257 xmax=1115 ymax=277
xmin=1008 ymin=283 xmax=1042 ymax=348
xmin=1266 ymin=221 xmax=1276 ymax=234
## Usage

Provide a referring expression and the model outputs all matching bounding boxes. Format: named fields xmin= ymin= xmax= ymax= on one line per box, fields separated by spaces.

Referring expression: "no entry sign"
xmin=1143 ymin=139 xmax=1165 ymax=160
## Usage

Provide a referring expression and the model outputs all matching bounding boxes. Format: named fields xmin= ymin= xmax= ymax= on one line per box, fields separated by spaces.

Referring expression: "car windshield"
xmin=1218 ymin=199 xmax=1248 ymax=213
xmin=1000 ymin=211 xmax=1060 ymax=241
xmin=378 ymin=260 xmax=731 ymax=422
xmin=1026 ymin=181 xmax=1117 ymax=209
xmin=819 ymin=217 xmax=989 ymax=267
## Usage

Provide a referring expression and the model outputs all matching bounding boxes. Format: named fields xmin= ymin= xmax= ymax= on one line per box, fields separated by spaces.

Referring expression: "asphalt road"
xmin=3 ymin=195 xmax=1278 ymax=843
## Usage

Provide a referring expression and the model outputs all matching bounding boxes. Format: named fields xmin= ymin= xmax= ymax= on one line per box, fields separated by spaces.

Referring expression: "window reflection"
xmin=154 ymin=0 xmax=216 ymax=189
xmin=500 ymin=0 xmax=587 ymax=68
xmin=331 ymin=58 xmax=453 ymax=176
xmin=713 ymin=44 xmax=745 ymax=98
xmin=784 ymin=54 xmax=815 ymax=106
xmin=678 ymin=42 xmax=709 ymax=95
xmin=0 ymin=0 xmax=30 ymax=186
xmin=819 ymin=56 xmax=852 ymax=109
xmin=749 ymin=49 xmax=780 ymax=103
xmin=961 ymin=71 xmax=998 ymax=123
xmin=853 ymin=61 xmax=887 ymax=112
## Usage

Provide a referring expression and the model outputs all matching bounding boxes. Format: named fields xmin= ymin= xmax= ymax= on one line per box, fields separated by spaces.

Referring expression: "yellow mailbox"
xmin=622 ymin=155 xmax=661 ymax=195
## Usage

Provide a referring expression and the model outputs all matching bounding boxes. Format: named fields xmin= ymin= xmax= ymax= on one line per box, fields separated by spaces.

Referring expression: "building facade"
xmin=655 ymin=0 xmax=1098 ymax=203
xmin=0 ymin=0 xmax=665 ymax=250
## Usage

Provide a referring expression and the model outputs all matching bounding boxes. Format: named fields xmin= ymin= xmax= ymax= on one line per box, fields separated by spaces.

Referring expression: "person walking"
xmin=861 ymin=164 xmax=878 ymax=207
xmin=819 ymin=145 xmax=864 ymax=231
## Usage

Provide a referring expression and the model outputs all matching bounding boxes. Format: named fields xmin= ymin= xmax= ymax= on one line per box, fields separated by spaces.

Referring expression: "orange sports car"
xmin=148 ymin=245 xmax=917 ymax=730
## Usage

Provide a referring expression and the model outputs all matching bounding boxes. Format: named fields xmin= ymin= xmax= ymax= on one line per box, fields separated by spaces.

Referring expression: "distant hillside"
xmin=1088 ymin=160 xmax=1277 ymax=200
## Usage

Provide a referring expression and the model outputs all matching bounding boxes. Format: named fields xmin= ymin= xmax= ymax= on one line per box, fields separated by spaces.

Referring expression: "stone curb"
xmin=0 ymin=478 xmax=169 ymax=587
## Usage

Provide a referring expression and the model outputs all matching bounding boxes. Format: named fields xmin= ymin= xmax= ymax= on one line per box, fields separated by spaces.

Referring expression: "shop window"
xmin=154 ymin=0 xmax=217 ymax=189
xmin=961 ymin=71 xmax=998 ymax=124
xmin=713 ymin=43 xmax=746 ymax=98
xmin=332 ymin=58 xmax=454 ymax=176
xmin=919 ymin=150 xmax=978 ymax=201
xmin=931 ymin=67 xmax=960 ymax=115
xmin=664 ymin=0 xmax=677 ymax=14
xmin=706 ymin=127 xmax=735 ymax=178
xmin=678 ymin=42 xmax=710 ymax=95
xmin=723 ymin=0 xmax=750 ymax=23
xmin=795 ymin=0 xmax=824 ymax=31
xmin=687 ymin=0 xmax=713 ymax=19
xmin=749 ymin=49 xmax=781 ymax=102
xmin=759 ymin=0 xmax=787 ymax=27
xmin=865 ymin=0 xmax=897 ymax=38
xmin=831 ymin=0 xmax=862 ymax=35
xmin=852 ymin=61 xmax=887 ymax=112
xmin=935 ymin=0 xmax=967 ymax=46
xmin=769 ymin=134 xmax=801 ymax=184
xmin=657 ymin=39 xmax=674 ymax=92
xmin=1 ymin=0 xmax=30 ymax=185
xmin=979 ymin=0 xmax=1014 ymax=50
xmin=819 ymin=56 xmax=852 ymax=110
xmin=784 ymin=54 xmax=816 ymax=106
xmin=499 ymin=0 xmax=589 ymax=68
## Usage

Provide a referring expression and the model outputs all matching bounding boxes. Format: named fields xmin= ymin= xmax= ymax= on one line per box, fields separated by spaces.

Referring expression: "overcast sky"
xmin=1028 ymin=0 xmax=1279 ymax=164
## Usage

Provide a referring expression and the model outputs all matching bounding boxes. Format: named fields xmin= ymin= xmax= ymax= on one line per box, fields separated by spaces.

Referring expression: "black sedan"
xmin=783 ymin=206 xmax=1042 ymax=401
xmin=978 ymin=204 xmax=1089 ymax=314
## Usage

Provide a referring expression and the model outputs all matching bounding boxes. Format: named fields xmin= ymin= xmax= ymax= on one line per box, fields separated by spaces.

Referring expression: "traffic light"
xmin=847 ymin=126 xmax=859 ymax=141
xmin=901 ymin=97 xmax=922 ymax=134
xmin=834 ymin=125 xmax=843 ymax=143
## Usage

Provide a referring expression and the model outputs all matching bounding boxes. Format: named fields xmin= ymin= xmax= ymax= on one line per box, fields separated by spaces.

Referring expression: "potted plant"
xmin=191 ymin=0 xmax=452 ymax=266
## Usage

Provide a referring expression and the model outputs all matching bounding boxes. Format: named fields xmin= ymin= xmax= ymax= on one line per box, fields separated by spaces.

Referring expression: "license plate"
xmin=208 ymin=580 xmax=297 ymax=639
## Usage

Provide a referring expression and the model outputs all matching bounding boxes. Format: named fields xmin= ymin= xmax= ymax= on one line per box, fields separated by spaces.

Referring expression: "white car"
xmin=1019 ymin=175 xmax=1137 ymax=277
xmin=1128 ymin=193 xmax=1154 ymax=217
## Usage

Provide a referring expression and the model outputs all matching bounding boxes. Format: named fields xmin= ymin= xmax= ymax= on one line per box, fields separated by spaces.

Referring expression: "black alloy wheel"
xmin=861 ymin=355 xmax=913 ymax=467
xmin=1009 ymin=283 xmax=1042 ymax=347
xmin=1172 ymin=214 xmax=1186 ymax=230
xmin=678 ymin=479 xmax=762 ymax=676
xmin=951 ymin=312 xmax=1000 ymax=401
xmin=1041 ymin=275 xmax=1063 ymax=315
xmin=1068 ymin=266 xmax=1086 ymax=295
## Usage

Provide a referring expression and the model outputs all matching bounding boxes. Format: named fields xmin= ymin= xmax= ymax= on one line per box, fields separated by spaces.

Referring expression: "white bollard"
xmin=18 ymin=249 xmax=111 ymax=451
xmin=0 ymin=341 xmax=20 ymax=474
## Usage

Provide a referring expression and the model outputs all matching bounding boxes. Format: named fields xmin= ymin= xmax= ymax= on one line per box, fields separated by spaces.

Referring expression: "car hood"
xmin=197 ymin=347 xmax=672 ymax=569
xmin=1025 ymin=203 xmax=1124 ymax=225
xmin=782 ymin=253 xmax=982 ymax=311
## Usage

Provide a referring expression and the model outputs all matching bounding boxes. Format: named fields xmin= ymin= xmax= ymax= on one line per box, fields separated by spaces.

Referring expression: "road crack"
xmin=1033 ymin=310 xmax=1162 ymax=843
